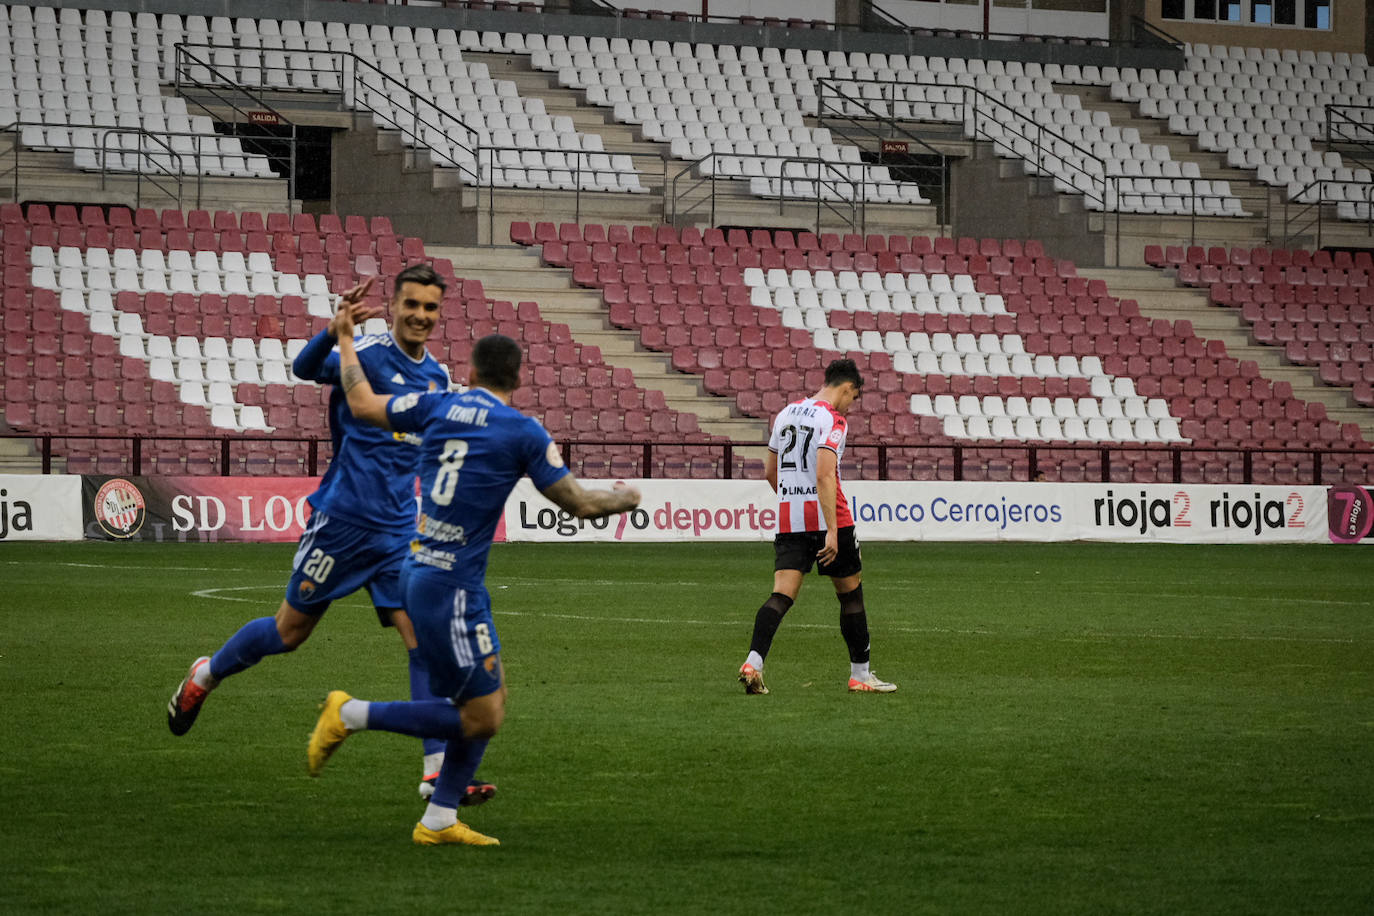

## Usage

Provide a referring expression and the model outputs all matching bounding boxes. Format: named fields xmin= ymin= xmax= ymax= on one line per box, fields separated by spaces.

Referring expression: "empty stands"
xmin=2 ymin=202 xmax=717 ymax=477
xmin=519 ymin=220 xmax=1373 ymax=483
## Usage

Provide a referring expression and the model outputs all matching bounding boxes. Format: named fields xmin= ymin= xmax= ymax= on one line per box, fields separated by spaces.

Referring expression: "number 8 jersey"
xmin=768 ymin=397 xmax=854 ymax=533
xmin=385 ymin=386 xmax=569 ymax=588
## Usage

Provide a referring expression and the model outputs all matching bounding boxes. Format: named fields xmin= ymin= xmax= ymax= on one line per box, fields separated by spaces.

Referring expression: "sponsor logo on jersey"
xmin=418 ymin=512 xmax=468 ymax=544
xmin=545 ymin=441 xmax=565 ymax=468
xmin=93 ymin=478 xmax=146 ymax=538
xmin=391 ymin=373 xmax=405 ymax=384
xmin=392 ymin=392 xmax=421 ymax=413
xmin=413 ymin=544 xmax=457 ymax=571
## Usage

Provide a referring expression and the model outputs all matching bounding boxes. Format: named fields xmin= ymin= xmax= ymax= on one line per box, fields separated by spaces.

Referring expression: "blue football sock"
xmin=432 ymin=735 xmax=489 ymax=810
xmin=407 ymin=648 xmax=447 ymax=757
xmin=366 ymin=700 xmax=465 ymax=740
xmin=209 ymin=616 xmax=289 ymax=681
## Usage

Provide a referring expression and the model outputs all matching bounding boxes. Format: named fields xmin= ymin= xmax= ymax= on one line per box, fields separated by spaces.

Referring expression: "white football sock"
xmin=421 ymin=802 xmax=458 ymax=831
xmin=423 ymin=751 xmax=444 ymax=778
xmin=340 ymin=699 xmax=370 ymax=731
xmin=191 ymin=659 xmax=217 ymax=691
xmin=850 ymin=662 xmax=871 ymax=680
xmin=745 ymin=651 xmax=764 ymax=670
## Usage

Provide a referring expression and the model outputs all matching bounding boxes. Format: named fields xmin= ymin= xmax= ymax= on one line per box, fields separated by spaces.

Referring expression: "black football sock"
xmin=837 ymin=585 xmax=871 ymax=664
xmin=748 ymin=592 xmax=794 ymax=662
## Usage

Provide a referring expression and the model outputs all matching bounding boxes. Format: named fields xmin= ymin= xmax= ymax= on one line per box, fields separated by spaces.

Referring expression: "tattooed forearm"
xmin=341 ymin=364 xmax=367 ymax=393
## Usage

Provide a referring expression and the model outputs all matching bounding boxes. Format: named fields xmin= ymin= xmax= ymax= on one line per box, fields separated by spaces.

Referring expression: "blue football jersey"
xmin=296 ymin=330 xmax=452 ymax=535
xmin=386 ymin=386 xmax=569 ymax=588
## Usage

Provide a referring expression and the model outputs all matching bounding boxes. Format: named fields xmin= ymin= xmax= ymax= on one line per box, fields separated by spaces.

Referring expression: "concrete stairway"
xmin=1059 ymin=85 xmax=1374 ymax=259
xmin=0 ymin=432 xmax=47 ymax=474
xmin=1078 ymin=265 xmax=1374 ymax=437
xmin=463 ymin=51 xmax=941 ymax=238
xmin=429 ymin=243 xmax=768 ymax=446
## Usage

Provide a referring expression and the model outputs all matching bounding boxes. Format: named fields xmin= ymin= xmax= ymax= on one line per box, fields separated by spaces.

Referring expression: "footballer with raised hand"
xmin=738 ymin=358 xmax=897 ymax=696
xmin=306 ymin=304 xmax=640 ymax=847
xmin=168 ymin=264 xmax=494 ymax=807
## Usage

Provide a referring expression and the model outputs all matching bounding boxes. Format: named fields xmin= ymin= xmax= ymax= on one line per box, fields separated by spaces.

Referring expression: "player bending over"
xmin=738 ymin=358 xmax=897 ymax=696
xmin=307 ymin=312 xmax=640 ymax=846
xmin=167 ymin=265 xmax=491 ymax=805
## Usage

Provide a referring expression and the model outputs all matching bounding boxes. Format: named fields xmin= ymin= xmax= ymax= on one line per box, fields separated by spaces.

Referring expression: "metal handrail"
xmin=1129 ymin=15 xmax=1187 ymax=51
xmin=1 ymin=119 xmax=187 ymax=208
xmin=814 ymin=75 xmax=1119 ymax=259
xmin=1282 ymin=177 xmax=1374 ymax=248
xmin=95 ymin=127 xmax=184 ymax=207
xmin=863 ymin=0 xmax=1126 ymax=49
xmin=667 ymin=149 xmax=907 ymax=235
xmin=6 ymin=431 xmax=1368 ymax=486
xmin=172 ymin=43 xmax=298 ymax=206
xmin=814 ymin=76 xmax=950 ymax=230
xmin=1325 ymin=103 xmax=1374 ymax=172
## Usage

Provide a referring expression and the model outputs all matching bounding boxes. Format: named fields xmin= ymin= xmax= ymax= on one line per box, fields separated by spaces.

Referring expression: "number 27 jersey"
xmin=768 ymin=397 xmax=854 ymax=533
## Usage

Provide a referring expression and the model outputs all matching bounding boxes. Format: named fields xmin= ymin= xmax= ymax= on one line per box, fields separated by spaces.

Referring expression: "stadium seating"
xmin=1157 ymin=243 xmax=1374 ymax=410
xmin=517 ymin=220 xmax=1374 ymax=483
xmin=1114 ymin=43 xmax=1374 ymax=221
xmin=3 ymin=203 xmax=717 ymax=477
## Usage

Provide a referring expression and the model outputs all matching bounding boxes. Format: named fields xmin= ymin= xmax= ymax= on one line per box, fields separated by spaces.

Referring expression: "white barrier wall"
xmin=505 ymin=479 xmax=1332 ymax=544
xmin=0 ymin=474 xmax=83 ymax=541
xmin=0 ymin=474 xmax=1352 ymax=545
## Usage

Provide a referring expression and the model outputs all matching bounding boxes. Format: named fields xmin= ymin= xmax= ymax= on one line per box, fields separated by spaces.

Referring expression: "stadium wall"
xmin=1139 ymin=0 xmax=1368 ymax=56
xmin=9 ymin=474 xmax=1369 ymax=545
xmin=23 ymin=0 xmax=1183 ymax=69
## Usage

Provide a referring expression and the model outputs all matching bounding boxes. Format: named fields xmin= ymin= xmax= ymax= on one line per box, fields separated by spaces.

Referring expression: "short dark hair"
xmin=471 ymin=334 xmax=522 ymax=392
xmin=393 ymin=262 xmax=447 ymax=294
xmin=824 ymin=358 xmax=863 ymax=390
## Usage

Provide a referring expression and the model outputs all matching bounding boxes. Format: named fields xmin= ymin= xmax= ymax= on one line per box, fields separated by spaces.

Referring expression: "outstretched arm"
xmin=333 ymin=295 xmax=391 ymax=430
xmin=292 ymin=277 xmax=378 ymax=381
xmin=540 ymin=475 xmax=641 ymax=520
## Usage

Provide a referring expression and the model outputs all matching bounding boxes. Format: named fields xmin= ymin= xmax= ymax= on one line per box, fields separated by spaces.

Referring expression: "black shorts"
xmin=774 ymin=527 xmax=862 ymax=578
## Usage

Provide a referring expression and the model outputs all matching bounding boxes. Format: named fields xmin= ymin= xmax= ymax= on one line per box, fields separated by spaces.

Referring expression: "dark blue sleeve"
xmin=292 ymin=329 xmax=341 ymax=384
xmin=524 ymin=418 xmax=571 ymax=490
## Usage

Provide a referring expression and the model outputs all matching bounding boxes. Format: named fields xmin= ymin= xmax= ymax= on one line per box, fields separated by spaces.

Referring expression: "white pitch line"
xmin=1 ymin=559 xmax=262 ymax=573
xmin=190 ymin=585 xmax=280 ymax=602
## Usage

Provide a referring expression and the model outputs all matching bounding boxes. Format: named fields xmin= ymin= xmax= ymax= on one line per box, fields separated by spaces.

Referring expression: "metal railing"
xmin=0 ymin=120 xmax=188 ymax=207
xmin=813 ymin=75 xmax=1122 ymax=260
xmin=172 ymin=42 xmax=657 ymax=246
xmin=667 ymin=149 xmax=907 ymax=236
xmin=1282 ymin=178 xmax=1374 ymax=248
xmin=1325 ymin=103 xmax=1374 ymax=171
xmin=862 ymin=0 xmax=1150 ymax=49
xmin=814 ymin=76 xmax=951 ymax=228
xmin=172 ymin=43 xmax=298 ymax=205
xmin=7 ymin=432 xmax=1369 ymax=486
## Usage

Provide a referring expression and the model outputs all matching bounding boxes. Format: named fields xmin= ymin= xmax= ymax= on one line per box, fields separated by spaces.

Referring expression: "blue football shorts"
xmin=401 ymin=563 xmax=504 ymax=704
xmin=284 ymin=510 xmax=412 ymax=621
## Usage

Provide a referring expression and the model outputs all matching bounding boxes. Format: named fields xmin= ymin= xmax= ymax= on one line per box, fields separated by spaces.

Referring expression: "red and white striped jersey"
xmin=767 ymin=397 xmax=853 ymax=533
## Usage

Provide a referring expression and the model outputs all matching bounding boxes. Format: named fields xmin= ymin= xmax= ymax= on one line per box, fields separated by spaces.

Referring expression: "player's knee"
xmin=461 ymin=707 xmax=503 ymax=740
xmin=837 ymin=583 xmax=865 ymax=616
xmin=274 ymin=602 xmax=321 ymax=649
xmin=460 ymin=694 xmax=505 ymax=739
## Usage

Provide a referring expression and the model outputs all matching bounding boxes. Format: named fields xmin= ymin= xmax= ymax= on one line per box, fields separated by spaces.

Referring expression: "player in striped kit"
xmin=738 ymin=358 xmax=897 ymax=696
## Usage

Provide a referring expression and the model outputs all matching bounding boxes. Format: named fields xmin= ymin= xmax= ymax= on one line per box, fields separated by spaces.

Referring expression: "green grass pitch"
xmin=1 ymin=540 xmax=1372 ymax=915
